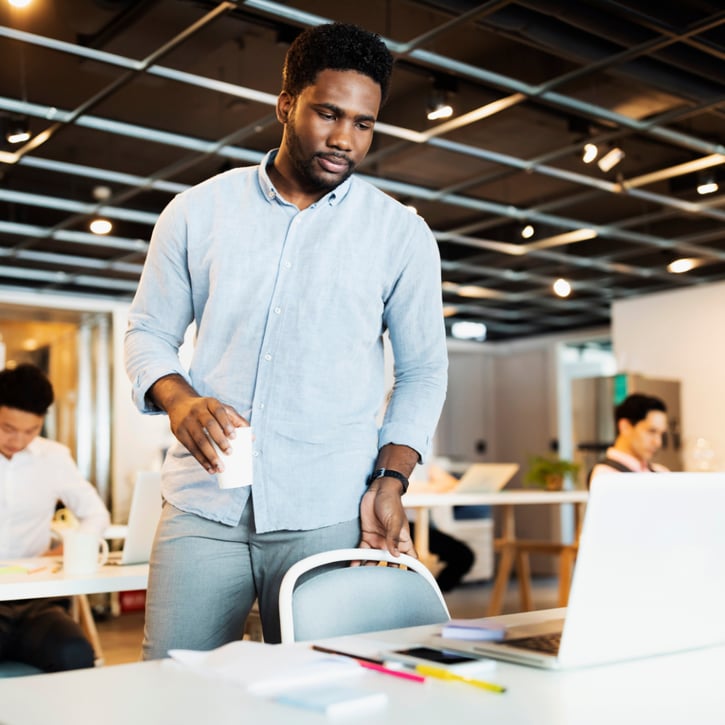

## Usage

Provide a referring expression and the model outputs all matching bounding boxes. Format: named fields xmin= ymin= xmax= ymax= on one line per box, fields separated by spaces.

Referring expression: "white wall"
xmin=612 ymin=281 xmax=725 ymax=471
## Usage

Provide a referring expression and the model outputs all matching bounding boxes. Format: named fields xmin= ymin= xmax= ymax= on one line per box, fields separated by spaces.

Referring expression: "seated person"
xmin=408 ymin=521 xmax=475 ymax=592
xmin=588 ymin=393 xmax=669 ymax=486
xmin=407 ymin=463 xmax=475 ymax=592
xmin=0 ymin=363 xmax=110 ymax=672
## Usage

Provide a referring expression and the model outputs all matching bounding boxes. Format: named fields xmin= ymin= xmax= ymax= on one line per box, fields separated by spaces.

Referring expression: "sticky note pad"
xmin=275 ymin=685 xmax=388 ymax=718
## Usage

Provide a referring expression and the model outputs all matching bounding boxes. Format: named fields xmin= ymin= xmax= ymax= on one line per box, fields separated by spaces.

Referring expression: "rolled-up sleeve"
xmin=378 ymin=216 xmax=448 ymax=462
xmin=125 ymin=195 xmax=196 ymax=413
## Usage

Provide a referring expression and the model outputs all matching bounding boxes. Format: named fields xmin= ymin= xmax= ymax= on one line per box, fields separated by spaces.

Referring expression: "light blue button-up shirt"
xmin=125 ymin=151 xmax=448 ymax=532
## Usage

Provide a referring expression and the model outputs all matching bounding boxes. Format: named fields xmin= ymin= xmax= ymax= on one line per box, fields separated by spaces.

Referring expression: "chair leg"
xmin=486 ymin=543 xmax=514 ymax=616
xmin=74 ymin=595 xmax=104 ymax=666
xmin=557 ymin=547 xmax=577 ymax=607
xmin=515 ymin=549 xmax=533 ymax=612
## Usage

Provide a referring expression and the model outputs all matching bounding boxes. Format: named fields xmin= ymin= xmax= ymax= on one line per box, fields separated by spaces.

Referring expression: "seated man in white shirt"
xmin=588 ymin=393 xmax=669 ymax=486
xmin=0 ymin=363 xmax=110 ymax=672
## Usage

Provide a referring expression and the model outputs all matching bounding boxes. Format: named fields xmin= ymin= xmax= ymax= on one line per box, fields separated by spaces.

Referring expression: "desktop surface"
xmin=0 ymin=557 xmax=148 ymax=600
xmin=1 ymin=613 xmax=724 ymax=725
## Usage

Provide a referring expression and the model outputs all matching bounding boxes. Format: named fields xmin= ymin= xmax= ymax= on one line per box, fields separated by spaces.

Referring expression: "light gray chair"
xmin=278 ymin=548 xmax=450 ymax=644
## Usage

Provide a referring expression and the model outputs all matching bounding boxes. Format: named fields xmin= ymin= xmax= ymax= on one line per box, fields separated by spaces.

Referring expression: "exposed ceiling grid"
xmin=0 ymin=0 xmax=723 ymax=340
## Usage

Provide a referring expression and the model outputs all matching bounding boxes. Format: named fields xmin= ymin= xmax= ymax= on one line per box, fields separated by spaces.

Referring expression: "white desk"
xmin=0 ymin=611 xmax=723 ymax=725
xmin=0 ymin=558 xmax=148 ymax=601
xmin=0 ymin=557 xmax=149 ymax=663
xmin=403 ymin=490 xmax=588 ymax=615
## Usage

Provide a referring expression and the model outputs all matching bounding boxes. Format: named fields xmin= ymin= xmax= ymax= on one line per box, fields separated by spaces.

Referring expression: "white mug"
xmin=63 ymin=530 xmax=109 ymax=575
xmin=214 ymin=426 xmax=254 ymax=489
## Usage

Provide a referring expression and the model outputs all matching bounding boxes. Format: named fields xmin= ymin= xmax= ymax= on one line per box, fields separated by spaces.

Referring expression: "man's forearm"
xmin=370 ymin=443 xmax=420 ymax=494
xmin=147 ymin=373 xmax=198 ymax=413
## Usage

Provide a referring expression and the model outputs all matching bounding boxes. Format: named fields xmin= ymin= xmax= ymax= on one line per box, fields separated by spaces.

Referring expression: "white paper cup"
xmin=63 ymin=530 xmax=109 ymax=575
xmin=215 ymin=426 xmax=254 ymax=489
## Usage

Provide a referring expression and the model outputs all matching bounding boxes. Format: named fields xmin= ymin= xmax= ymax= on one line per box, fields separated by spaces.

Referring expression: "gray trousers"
xmin=142 ymin=500 xmax=360 ymax=659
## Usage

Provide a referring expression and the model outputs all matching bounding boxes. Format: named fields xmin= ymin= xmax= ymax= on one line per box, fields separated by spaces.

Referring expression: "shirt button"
xmin=258 ymin=403 xmax=265 ymax=409
xmin=274 ymin=307 xmax=281 ymax=315
xmin=264 ymin=353 xmax=272 ymax=361
xmin=284 ymin=261 xmax=291 ymax=268
xmin=252 ymin=450 xmax=259 ymax=457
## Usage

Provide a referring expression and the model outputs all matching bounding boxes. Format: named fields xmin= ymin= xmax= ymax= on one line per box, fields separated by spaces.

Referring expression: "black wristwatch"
xmin=367 ymin=467 xmax=409 ymax=494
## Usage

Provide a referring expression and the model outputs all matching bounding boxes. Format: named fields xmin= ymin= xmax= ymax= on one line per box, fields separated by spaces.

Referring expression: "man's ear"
xmin=276 ymin=91 xmax=293 ymax=123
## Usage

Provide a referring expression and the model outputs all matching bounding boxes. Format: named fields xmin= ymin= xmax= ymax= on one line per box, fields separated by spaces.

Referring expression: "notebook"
xmin=108 ymin=471 xmax=162 ymax=565
xmin=433 ymin=472 xmax=725 ymax=669
xmin=454 ymin=463 xmax=519 ymax=493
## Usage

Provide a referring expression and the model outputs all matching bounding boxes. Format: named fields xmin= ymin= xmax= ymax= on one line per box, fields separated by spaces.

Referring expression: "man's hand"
xmin=149 ymin=374 xmax=246 ymax=473
xmin=358 ymin=478 xmax=417 ymax=559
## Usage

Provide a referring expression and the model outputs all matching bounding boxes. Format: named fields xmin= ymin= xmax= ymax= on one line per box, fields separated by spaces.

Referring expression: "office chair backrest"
xmin=278 ymin=548 xmax=450 ymax=644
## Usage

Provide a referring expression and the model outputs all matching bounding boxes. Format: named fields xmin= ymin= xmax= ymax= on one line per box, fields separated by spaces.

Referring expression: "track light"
xmin=553 ymin=278 xmax=572 ymax=298
xmin=90 ymin=218 xmax=113 ymax=235
xmin=426 ymin=90 xmax=453 ymax=121
xmin=426 ymin=76 xmax=457 ymax=121
xmin=520 ymin=224 xmax=535 ymax=239
xmin=582 ymin=143 xmax=598 ymax=164
xmin=5 ymin=116 xmax=30 ymax=144
xmin=667 ymin=258 xmax=697 ymax=274
xmin=597 ymin=146 xmax=625 ymax=173
xmin=451 ymin=321 xmax=487 ymax=341
xmin=696 ymin=172 xmax=718 ymax=195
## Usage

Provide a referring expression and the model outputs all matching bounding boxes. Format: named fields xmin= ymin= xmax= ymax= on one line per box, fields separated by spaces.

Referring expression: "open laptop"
xmin=454 ymin=463 xmax=519 ymax=493
xmin=433 ymin=472 xmax=725 ymax=668
xmin=108 ymin=471 xmax=162 ymax=565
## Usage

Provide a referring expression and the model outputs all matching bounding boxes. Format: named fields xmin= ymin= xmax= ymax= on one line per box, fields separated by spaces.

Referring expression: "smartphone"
xmin=388 ymin=646 xmax=477 ymax=665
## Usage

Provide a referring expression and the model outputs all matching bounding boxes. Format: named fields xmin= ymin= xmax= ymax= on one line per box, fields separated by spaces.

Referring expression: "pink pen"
xmin=358 ymin=659 xmax=426 ymax=683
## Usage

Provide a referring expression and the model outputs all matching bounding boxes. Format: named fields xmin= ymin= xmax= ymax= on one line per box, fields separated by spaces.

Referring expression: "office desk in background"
xmin=403 ymin=489 xmax=588 ymax=615
xmin=0 ymin=610 xmax=723 ymax=725
xmin=0 ymin=557 xmax=149 ymax=663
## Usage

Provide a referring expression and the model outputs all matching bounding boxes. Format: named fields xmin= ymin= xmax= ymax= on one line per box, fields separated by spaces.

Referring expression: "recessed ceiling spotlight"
xmin=9 ymin=0 xmax=33 ymax=7
xmin=597 ymin=146 xmax=625 ymax=173
xmin=520 ymin=224 xmax=535 ymax=239
xmin=553 ymin=278 xmax=572 ymax=298
xmin=667 ymin=258 xmax=697 ymax=274
xmin=89 ymin=218 xmax=112 ymax=235
xmin=92 ymin=185 xmax=112 ymax=201
xmin=582 ymin=143 xmax=598 ymax=164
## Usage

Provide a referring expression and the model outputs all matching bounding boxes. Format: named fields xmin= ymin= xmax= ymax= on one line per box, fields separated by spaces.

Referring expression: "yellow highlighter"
xmin=415 ymin=663 xmax=507 ymax=694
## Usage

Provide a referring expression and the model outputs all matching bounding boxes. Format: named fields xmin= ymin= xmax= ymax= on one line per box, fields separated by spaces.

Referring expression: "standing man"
xmin=125 ymin=22 xmax=448 ymax=655
xmin=588 ymin=393 xmax=669 ymax=485
xmin=0 ymin=363 xmax=110 ymax=672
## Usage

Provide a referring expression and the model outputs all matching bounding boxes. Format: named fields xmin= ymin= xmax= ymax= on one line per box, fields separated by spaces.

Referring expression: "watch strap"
xmin=367 ymin=467 xmax=409 ymax=494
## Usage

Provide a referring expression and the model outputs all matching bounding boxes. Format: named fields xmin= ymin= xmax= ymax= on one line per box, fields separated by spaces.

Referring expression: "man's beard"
xmin=285 ymin=120 xmax=355 ymax=192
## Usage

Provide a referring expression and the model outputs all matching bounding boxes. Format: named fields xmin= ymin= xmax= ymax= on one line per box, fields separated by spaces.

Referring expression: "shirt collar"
xmin=607 ymin=447 xmax=649 ymax=471
xmin=257 ymin=149 xmax=352 ymax=208
xmin=3 ymin=437 xmax=40 ymax=463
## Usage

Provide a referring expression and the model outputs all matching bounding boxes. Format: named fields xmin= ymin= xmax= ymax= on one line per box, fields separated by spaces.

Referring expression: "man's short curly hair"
xmin=282 ymin=22 xmax=394 ymax=103
xmin=0 ymin=363 xmax=54 ymax=415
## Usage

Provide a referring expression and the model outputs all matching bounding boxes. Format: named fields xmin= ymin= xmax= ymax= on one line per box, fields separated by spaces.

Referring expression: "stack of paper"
xmin=168 ymin=640 xmax=361 ymax=694
xmin=440 ymin=619 xmax=507 ymax=641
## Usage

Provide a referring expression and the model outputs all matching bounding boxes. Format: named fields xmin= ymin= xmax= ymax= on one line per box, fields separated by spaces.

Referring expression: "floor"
xmin=94 ymin=576 xmax=561 ymax=666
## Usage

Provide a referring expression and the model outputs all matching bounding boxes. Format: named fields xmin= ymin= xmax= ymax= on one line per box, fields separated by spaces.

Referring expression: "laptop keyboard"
xmin=505 ymin=632 xmax=562 ymax=655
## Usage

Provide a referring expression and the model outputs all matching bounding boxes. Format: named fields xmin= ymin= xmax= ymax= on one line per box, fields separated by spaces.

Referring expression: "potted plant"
xmin=524 ymin=455 xmax=581 ymax=491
